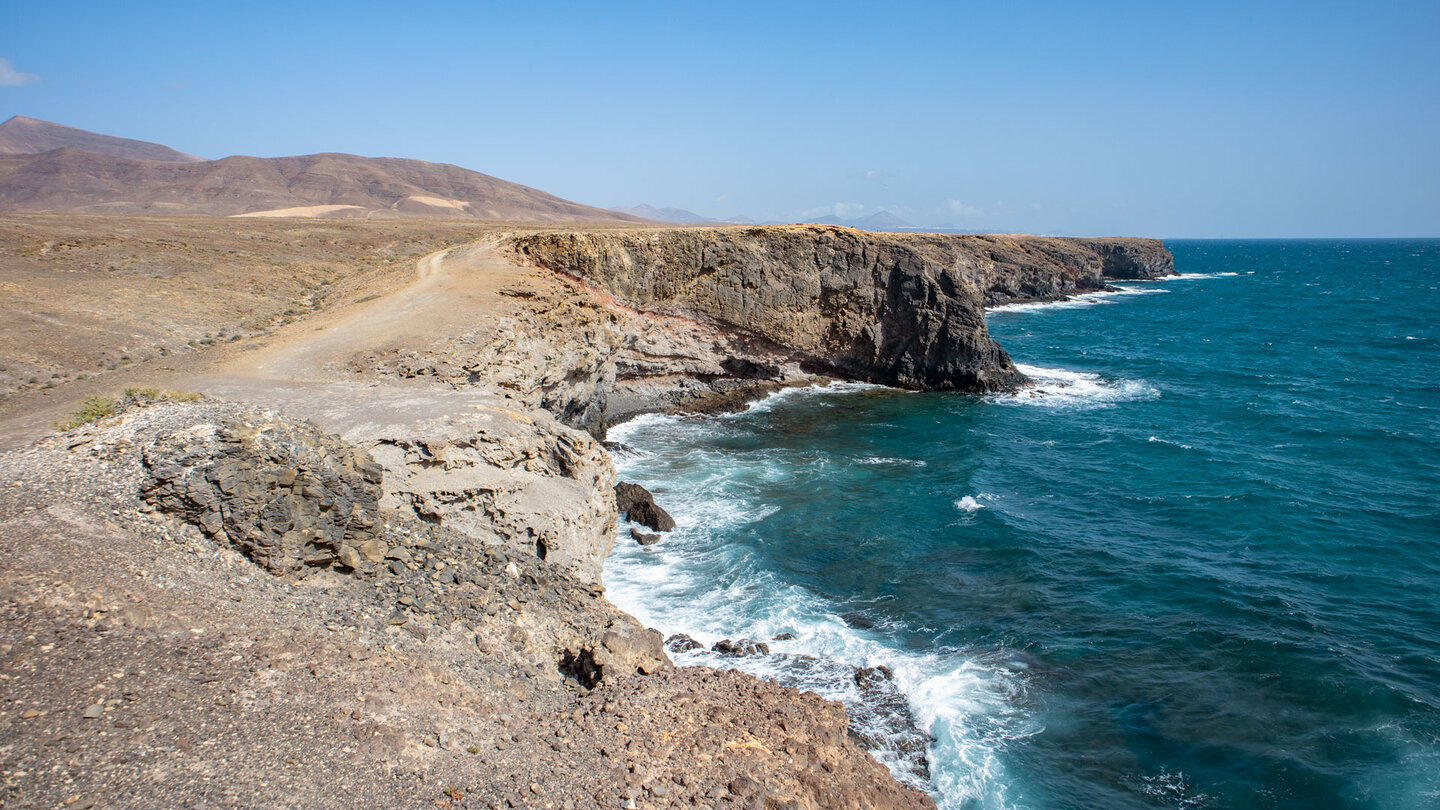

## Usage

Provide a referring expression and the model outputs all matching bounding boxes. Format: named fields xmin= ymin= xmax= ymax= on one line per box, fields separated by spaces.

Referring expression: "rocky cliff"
xmin=511 ymin=226 xmax=1173 ymax=395
xmin=0 ymin=221 xmax=1175 ymax=809
xmin=0 ymin=398 xmax=933 ymax=809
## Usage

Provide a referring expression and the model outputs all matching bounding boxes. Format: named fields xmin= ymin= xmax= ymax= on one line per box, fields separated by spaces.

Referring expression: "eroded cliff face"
xmin=511 ymin=226 xmax=1173 ymax=394
xmin=0 ymin=399 xmax=935 ymax=809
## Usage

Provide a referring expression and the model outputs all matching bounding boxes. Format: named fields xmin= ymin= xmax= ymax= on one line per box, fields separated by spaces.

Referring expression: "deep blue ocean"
xmin=604 ymin=240 xmax=1440 ymax=809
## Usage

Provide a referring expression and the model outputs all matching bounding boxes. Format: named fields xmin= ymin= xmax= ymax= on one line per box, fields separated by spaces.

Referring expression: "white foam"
xmin=992 ymin=364 xmax=1159 ymax=409
xmin=987 ymin=285 xmax=1168 ymax=314
xmin=955 ymin=495 xmax=985 ymax=512
xmin=606 ymin=411 xmax=684 ymax=446
xmin=737 ymin=380 xmax=894 ymax=416
xmin=858 ymin=456 xmax=928 ymax=467
xmin=604 ymin=413 xmax=1026 ymax=807
xmin=1170 ymin=271 xmax=1240 ymax=280
xmin=1148 ymin=435 xmax=1193 ymax=449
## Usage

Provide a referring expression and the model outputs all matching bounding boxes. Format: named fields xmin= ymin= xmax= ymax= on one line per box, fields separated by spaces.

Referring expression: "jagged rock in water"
xmin=614 ymin=481 xmax=676 ymax=532
xmin=631 ymin=528 xmax=661 ymax=545
xmin=851 ymin=664 xmax=934 ymax=783
xmin=665 ymin=633 xmax=705 ymax=653
xmin=712 ymin=638 xmax=771 ymax=657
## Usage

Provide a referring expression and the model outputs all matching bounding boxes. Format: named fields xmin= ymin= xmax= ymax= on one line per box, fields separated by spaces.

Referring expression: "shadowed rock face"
xmin=141 ymin=412 xmax=385 ymax=576
xmin=512 ymin=227 xmax=1172 ymax=392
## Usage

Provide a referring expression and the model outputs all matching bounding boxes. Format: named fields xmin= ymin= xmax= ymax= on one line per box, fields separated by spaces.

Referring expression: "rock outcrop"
xmin=513 ymin=226 xmax=1026 ymax=392
xmin=512 ymin=226 xmax=1172 ymax=394
xmin=141 ymin=410 xmax=385 ymax=576
xmin=0 ymin=397 xmax=935 ymax=808
xmin=358 ymin=400 xmax=618 ymax=586
xmin=615 ymin=480 xmax=677 ymax=532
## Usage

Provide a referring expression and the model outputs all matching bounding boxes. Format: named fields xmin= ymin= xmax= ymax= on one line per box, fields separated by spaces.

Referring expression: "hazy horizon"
xmin=2 ymin=1 xmax=1436 ymax=238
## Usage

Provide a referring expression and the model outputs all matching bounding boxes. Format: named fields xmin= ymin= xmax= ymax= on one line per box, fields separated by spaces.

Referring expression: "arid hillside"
xmin=0 ymin=214 xmax=490 ymax=409
xmin=0 ymin=115 xmax=203 ymax=162
xmin=0 ymin=118 xmax=647 ymax=223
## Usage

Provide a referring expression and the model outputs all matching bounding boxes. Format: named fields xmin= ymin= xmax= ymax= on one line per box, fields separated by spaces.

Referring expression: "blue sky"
xmin=2 ymin=1 xmax=1436 ymax=237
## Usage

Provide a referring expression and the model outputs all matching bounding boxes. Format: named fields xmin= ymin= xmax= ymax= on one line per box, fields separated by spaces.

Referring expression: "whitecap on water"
xmin=955 ymin=495 xmax=986 ymax=512
xmin=986 ymin=286 xmax=1168 ymax=314
xmin=858 ymin=456 xmax=928 ymax=467
xmin=604 ymin=413 xmax=1028 ymax=808
xmin=735 ymin=380 xmax=894 ymax=416
xmin=1169 ymin=271 xmax=1241 ymax=280
xmin=992 ymin=364 xmax=1159 ymax=410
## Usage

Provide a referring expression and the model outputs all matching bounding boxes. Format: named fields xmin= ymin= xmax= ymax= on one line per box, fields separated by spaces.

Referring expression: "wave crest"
xmin=993 ymin=364 xmax=1159 ymax=409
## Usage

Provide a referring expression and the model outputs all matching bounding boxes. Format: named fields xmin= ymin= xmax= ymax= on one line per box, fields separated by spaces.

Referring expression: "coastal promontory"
xmin=0 ymin=213 xmax=1173 ymax=808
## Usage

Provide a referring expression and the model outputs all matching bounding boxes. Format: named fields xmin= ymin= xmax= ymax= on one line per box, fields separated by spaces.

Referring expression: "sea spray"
xmin=605 ymin=395 xmax=1028 ymax=807
xmin=603 ymin=240 xmax=1440 ymax=809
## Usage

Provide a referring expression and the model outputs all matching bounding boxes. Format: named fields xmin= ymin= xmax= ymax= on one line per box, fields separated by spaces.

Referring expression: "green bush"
xmin=54 ymin=388 xmax=203 ymax=431
xmin=55 ymin=395 xmax=118 ymax=431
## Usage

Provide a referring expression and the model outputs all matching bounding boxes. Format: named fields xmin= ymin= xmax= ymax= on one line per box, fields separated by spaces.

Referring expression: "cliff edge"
xmin=0 ymin=215 xmax=1174 ymax=809
xmin=512 ymin=226 xmax=1172 ymax=398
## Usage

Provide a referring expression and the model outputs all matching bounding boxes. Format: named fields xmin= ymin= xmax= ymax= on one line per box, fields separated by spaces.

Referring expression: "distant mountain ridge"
xmin=609 ymin=204 xmax=717 ymax=224
xmin=806 ymin=211 xmax=912 ymax=230
xmin=0 ymin=115 xmax=203 ymax=162
xmin=612 ymin=204 xmax=919 ymax=232
xmin=0 ymin=116 xmax=645 ymax=223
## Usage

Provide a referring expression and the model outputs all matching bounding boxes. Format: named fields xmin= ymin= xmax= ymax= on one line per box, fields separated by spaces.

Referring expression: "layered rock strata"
xmin=511 ymin=226 xmax=1173 ymax=397
xmin=140 ymin=411 xmax=386 ymax=576
xmin=363 ymin=402 xmax=618 ymax=586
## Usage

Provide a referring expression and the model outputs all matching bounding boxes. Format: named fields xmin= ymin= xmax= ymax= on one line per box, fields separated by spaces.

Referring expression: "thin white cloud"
xmin=864 ymin=169 xmax=883 ymax=180
xmin=0 ymin=58 xmax=40 ymax=87
xmin=945 ymin=200 xmax=984 ymax=218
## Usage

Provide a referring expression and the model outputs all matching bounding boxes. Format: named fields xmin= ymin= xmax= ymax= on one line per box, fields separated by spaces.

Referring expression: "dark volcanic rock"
xmin=631 ymin=529 xmax=661 ymax=545
xmin=712 ymin=638 xmax=770 ymax=657
xmin=851 ymin=664 xmax=933 ymax=782
xmin=141 ymin=412 xmax=383 ymax=576
xmin=665 ymin=633 xmax=705 ymax=653
xmin=614 ymin=481 xmax=676 ymax=532
xmin=721 ymin=356 xmax=782 ymax=380
xmin=841 ymin=611 xmax=877 ymax=630
xmin=613 ymin=481 xmax=651 ymax=514
xmin=514 ymin=226 xmax=1173 ymax=393
xmin=627 ymin=499 xmax=675 ymax=532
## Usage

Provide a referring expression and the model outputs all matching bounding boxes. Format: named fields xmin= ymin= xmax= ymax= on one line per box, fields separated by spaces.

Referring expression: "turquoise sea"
xmin=603 ymin=240 xmax=1440 ymax=809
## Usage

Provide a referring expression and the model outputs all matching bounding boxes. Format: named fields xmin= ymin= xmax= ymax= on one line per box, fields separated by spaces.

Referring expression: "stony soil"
xmin=0 ymin=214 xmax=489 ymax=428
xmin=0 ymin=401 xmax=934 ymax=809
xmin=0 ymin=214 xmax=1176 ymax=808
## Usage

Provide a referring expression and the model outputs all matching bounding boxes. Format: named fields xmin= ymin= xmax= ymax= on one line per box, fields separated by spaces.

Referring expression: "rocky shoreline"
xmin=0 ymin=222 xmax=1173 ymax=808
xmin=508 ymin=226 xmax=1171 ymax=434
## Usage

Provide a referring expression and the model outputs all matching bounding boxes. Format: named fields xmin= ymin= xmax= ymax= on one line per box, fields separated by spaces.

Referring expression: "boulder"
xmin=614 ymin=481 xmax=676 ymax=532
xmin=627 ymin=499 xmax=676 ymax=532
xmin=614 ymin=481 xmax=651 ymax=514
xmin=712 ymin=638 xmax=770 ymax=657
xmin=366 ymin=402 xmax=617 ymax=585
xmin=665 ymin=633 xmax=704 ymax=653
xmin=141 ymin=413 xmax=383 ymax=576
